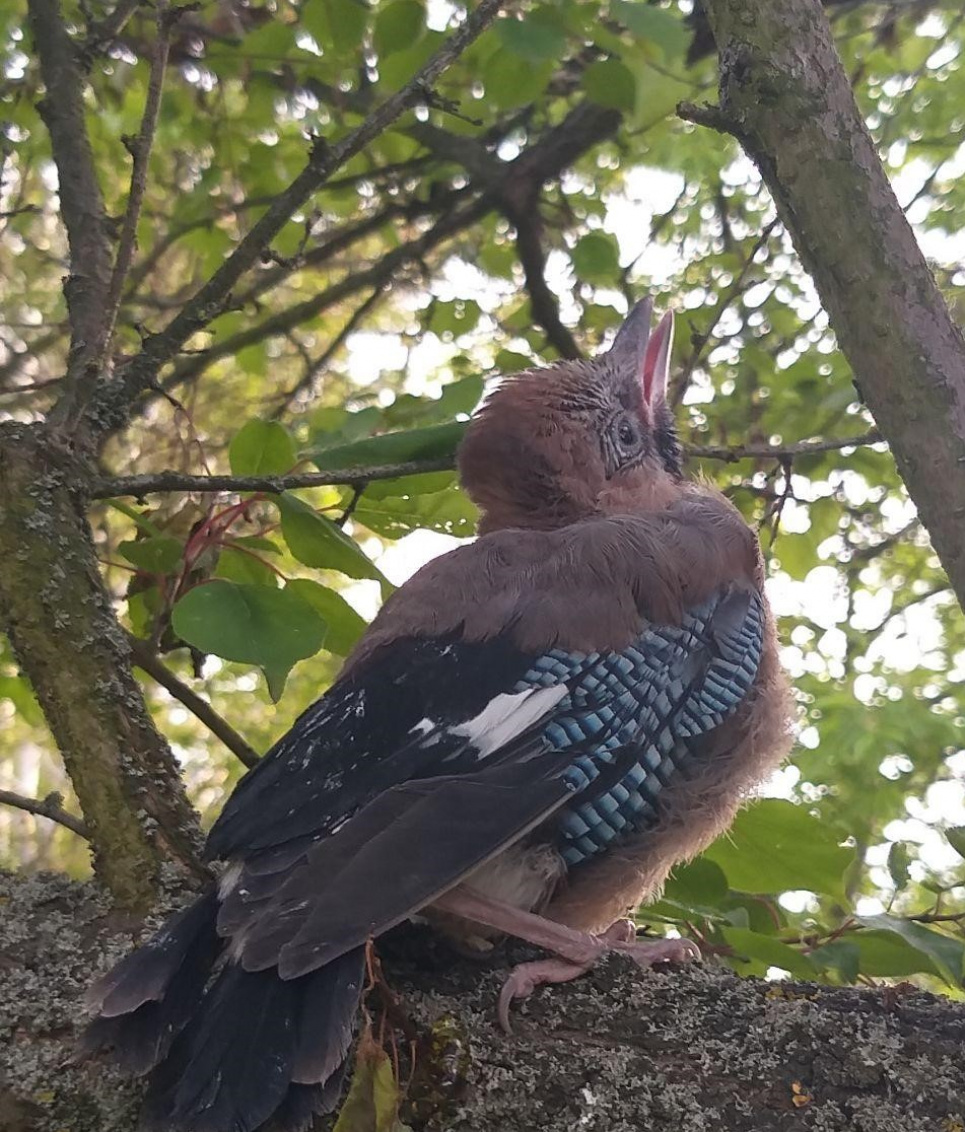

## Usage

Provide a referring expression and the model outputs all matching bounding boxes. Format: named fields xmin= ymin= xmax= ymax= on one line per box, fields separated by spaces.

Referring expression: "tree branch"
xmin=90 ymin=431 xmax=884 ymax=499
xmin=127 ymin=635 xmax=260 ymax=769
xmin=687 ymin=429 xmax=881 ymax=463
xmin=0 ymin=789 xmax=89 ymax=839
xmin=26 ymin=0 xmax=114 ymax=418
xmin=159 ymin=194 xmax=492 ymax=397
xmin=96 ymin=0 xmax=172 ymax=368
xmin=91 ymin=456 xmax=458 ymax=498
xmin=83 ymin=0 xmax=505 ymax=446
xmin=692 ymin=0 xmax=965 ymax=615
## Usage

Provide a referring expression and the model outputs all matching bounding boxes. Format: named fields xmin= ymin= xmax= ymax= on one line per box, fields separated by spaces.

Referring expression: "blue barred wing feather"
xmin=209 ymin=583 xmax=765 ymax=978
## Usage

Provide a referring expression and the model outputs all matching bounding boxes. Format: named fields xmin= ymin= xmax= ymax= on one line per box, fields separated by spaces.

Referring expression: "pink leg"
xmin=433 ymin=888 xmax=700 ymax=1032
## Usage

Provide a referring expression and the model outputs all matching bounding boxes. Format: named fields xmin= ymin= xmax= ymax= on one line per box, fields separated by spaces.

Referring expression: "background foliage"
xmin=2 ymin=0 xmax=965 ymax=993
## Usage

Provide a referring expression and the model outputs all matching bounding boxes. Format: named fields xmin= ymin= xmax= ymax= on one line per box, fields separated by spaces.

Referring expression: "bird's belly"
xmin=427 ymin=840 xmax=565 ymax=952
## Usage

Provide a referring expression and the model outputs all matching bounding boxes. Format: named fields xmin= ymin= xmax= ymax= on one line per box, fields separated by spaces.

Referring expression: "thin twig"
xmin=670 ymin=218 xmax=779 ymax=408
xmin=270 ymin=288 xmax=388 ymax=417
xmin=687 ymin=428 xmax=882 ymax=463
xmin=0 ymin=789 xmax=90 ymax=839
xmin=84 ymin=0 xmax=143 ymax=54
xmin=86 ymin=0 xmax=506 ymax=444
xmin=90 ymin=430 xmax=884 ymax=499
xmin=97 ymin=0 xmax=173 ymax=366
xmin=127 ymin=634 xmax=260 ymax=768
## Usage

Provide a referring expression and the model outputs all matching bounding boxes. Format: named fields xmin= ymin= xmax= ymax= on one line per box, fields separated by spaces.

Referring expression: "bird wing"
xmin=206 ymin=501 xmax=766 ymax=977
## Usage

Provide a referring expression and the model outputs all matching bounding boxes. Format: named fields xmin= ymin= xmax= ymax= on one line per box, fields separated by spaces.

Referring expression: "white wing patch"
xmin=453 ymin=685 xmax=568 ymax=758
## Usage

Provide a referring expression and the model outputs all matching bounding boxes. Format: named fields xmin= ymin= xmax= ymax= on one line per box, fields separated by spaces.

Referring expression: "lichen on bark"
xmin=0 ymin=422 xmax=202 ymax=910
xmin=1 ymin=871 xmax=963 ymax=1132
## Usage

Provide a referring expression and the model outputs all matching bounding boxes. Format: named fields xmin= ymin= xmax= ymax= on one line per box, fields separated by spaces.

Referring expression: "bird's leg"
xmin=432 ymin=887 xmax=699 ymax=1032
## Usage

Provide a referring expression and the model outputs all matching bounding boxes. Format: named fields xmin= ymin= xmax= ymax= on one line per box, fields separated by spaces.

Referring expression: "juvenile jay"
xmin=82 ymin=299 xmax=791 ymax=1132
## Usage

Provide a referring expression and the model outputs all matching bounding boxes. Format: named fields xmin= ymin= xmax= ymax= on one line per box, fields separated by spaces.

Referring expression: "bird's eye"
xmin=616 ymin=416 xmax=639 ymax=450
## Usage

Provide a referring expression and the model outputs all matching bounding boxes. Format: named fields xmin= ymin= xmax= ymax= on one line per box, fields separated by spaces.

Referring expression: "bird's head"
xmin=458 ymin=299 xmax=682 ymax=533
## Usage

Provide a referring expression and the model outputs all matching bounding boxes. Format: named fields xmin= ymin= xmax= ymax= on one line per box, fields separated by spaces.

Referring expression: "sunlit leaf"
xmin=703 ymin=800 xmax=854 ymax=898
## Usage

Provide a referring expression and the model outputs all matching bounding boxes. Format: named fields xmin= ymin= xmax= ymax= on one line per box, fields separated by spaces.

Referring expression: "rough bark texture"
xmin=693 ymin=0 xmax=965 ymax=608
xmin=0 ymin=423 xmax=202 ymax=909
xmin=2 ymin=870 xmax=963 ymax=1132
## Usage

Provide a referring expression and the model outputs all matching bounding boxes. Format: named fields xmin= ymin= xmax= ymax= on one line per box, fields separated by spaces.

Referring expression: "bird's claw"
xmin=497 ymin=922 xmax=699 ymax=1032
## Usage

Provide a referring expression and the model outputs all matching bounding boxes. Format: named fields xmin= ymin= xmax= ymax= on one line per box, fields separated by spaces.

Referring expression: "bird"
xmin=81 ymin=297 xmax=792 ymax=1132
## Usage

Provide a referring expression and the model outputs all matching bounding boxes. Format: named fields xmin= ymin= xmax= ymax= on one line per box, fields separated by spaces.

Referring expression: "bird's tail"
xmin=81 ymin=890 xmax=365 ymax=1132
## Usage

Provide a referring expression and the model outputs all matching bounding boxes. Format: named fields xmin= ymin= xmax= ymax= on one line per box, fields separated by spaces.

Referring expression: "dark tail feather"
xmin=79 ymin=890 xmax=223 ymax=1076
xmin=143 ymin=946 xmax=365 ymax=1132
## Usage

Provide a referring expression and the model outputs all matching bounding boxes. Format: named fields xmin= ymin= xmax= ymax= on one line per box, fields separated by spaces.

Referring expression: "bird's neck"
xmin=476 ymin=474 xmax=682 ymax=535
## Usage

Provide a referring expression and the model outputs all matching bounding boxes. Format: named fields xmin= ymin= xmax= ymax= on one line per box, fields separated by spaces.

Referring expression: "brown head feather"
xmin=458 ymin=304 xmax=683 ymax=533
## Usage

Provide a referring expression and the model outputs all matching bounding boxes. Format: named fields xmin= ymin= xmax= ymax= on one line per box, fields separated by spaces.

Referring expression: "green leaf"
xmin=374 ymin=0 xmax=424 ymax=57
xmin=583 ymin=59 xmax=637 ymax=112
xmin=571 ymin=231 xmax=621 ymax=284
xmin=721 ymin=927 xmax=817 ymax=979
xmin=324 ymin=0 xmax=368 ymax=53
xmin=118 ymin=537 xmax=183 ymax=574
xmin=482 ymin=48 xmax=553 ymax=110
xmin=171 ymin=581 xmax=326 ymax=700
xmin=858 ymin=915 xmax=965 ymax=986
xmin=286 ymin=579 xmax=368 ymax=656
xmin=354 ymin=479 xmax=478 ymax=539
xmin=277 ymin=494 xmax=393 ymax=596
xmin=307 ymin=421 xmax=466 ymax=473
xmin=808 ymin=940 xmax=861 ymax=983
xmin=611 ymin=1 xmax=689 ymax=58
xmin=887 ymin=841 xmax=911 ymax=891
xmin=703 ymin=800 xmax=854 ymax=898
xmin=228 ymin=420 xmax=297 ymax=476
xmin=664 ymin=857 xmax=729 ymax=909
xmin=945 ymin=826 xmax=965 ymax=861
xmin=495 ymin=12 xmax=567 ymax=63
xmin=215 ymin=545 xmax=280 ymax=588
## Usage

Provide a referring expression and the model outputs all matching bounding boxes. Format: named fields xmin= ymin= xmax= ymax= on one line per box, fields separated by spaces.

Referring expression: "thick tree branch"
xmin=90 ymin=431 xmax=883 ymax=499
xmin=0 ymin=424 xmax=204 ymax=909
xmin=83 ymin=0 xmax=505 ymax=446
xmin=690 ymin=0 xmax=965 ymax=611
xmin=3 ymin=871 xmax=965 ymax=1132
xmin=26 ymin=0 xmax=114 ymax=418
xmin=0 ymin=789 xmax=89 ymax=839
xmin=127 ymin=635 xmax=260 ymax=769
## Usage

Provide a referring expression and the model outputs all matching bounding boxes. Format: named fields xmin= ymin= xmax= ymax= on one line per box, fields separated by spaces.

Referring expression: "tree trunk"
xmin=687 ymin=0 xmax=965 ymax=609
xmin=1 ymin=870 xmax=962 ymax=1132
xmin=0 ymin=423 xmax=202 ymax=910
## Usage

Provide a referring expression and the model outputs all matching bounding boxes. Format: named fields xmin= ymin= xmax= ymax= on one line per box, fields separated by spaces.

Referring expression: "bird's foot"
xmin=430 ymin=887 xmax=699 ymax=1032
xmin=497 ymin=918 xmax=699 ymax=1033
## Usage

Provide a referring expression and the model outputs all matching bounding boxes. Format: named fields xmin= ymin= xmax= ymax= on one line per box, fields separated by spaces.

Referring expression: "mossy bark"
xmin=2 ymin=871 xmax=964 ymax=1132
xmin=697 ymin=0 xmax=965 ymax=609
xmin=0 ymin=423 xmax=202 ymax=910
